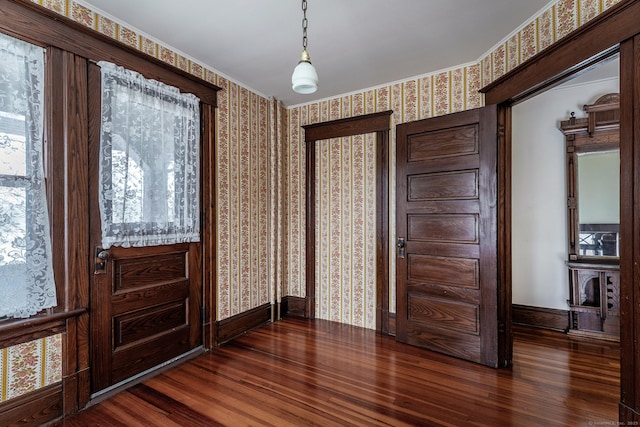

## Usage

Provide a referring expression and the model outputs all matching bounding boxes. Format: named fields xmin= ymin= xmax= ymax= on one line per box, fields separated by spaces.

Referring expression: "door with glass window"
xmin=88 ymin=62 xmax=202 ymax=394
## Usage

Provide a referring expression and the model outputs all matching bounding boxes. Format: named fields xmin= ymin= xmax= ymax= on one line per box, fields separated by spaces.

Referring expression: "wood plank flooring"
xmin=60 ymin=317 xmax=620 ymax=426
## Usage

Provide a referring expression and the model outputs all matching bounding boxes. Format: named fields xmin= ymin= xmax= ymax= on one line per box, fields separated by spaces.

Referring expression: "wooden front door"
xmin=396 ymin=105 xmax=506 ymax=367
xmin=88 ymin=64 xmax=202 ymax=394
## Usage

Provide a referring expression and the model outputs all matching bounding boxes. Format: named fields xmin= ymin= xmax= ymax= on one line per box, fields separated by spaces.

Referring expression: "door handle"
xmin=397 ymin=237 xmax=406 ymax=259
xmin=95 ymin=247 xmax=109 ymax=273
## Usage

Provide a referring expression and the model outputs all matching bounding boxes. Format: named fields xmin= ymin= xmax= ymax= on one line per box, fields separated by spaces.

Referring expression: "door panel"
xmin=408 ymin=214 xmax=478 ymax=242
xmin=88 ymin=63 xmax=202 ymax=393
xmin=408 ymin=170 xmax=479 ymax=200
xmin=396 ymin=105 xmax=503 ymax=367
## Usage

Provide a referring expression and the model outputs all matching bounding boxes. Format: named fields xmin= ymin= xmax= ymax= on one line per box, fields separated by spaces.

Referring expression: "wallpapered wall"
xmin=0 ymin=335 xmax=61 ymax=402
xmin=0 ymin=0 xmax=623 ymax=404
xmin=215 ymin=79 xmax=273 ymax=320
xmin=314 ymin=133 xmax=378 ymax=328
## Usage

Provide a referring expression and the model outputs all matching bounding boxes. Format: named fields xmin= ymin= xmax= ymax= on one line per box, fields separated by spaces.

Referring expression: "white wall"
xmin=511 ymin=76 xmax=619 ymax=310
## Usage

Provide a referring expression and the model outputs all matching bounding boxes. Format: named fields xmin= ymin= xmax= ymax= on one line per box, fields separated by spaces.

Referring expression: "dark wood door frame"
xmin=303 ymin=111 xmax=392 ymax=333
xmin=480 ymin=0 xmax=640 ymax=422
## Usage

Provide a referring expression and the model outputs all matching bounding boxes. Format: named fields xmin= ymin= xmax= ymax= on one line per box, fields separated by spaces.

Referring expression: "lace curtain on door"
xmin=0 ymin=33 xmax=57 ymax=318
xmin=98 ymin=61 xmax=200 ymax=248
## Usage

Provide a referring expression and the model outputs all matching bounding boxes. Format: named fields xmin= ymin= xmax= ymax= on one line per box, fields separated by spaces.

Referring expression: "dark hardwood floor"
xmin=60 ymin=317 xmax=620 ymax=426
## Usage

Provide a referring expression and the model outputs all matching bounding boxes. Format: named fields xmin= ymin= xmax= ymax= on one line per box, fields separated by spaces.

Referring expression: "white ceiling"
xmin=80 ymin=0 xmax=553 ymax=106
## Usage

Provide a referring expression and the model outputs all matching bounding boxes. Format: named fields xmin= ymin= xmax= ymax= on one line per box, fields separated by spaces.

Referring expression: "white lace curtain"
xmin=98 ymin=61 xmax=200 ymax=248
xmin=0 ymin=33 xmax=57 ymax=318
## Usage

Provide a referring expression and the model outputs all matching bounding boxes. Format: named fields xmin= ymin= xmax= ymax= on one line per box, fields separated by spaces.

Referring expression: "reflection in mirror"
xmin=577 ymin=149 xmax=620 ymax=257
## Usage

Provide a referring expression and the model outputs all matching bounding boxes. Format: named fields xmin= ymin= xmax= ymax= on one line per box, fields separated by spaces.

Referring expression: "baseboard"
xmin=512 ymin=304 xmax=569 ymax=332
xmin=0 ymin=383 xmax=63 ymax=427
xmin=88 ymin=347 xmax=204 ymax=406
xmin=216 ymin=303 xmax=271 ymax=345
xmin=281 ymin=296 xmax=306 ymax=318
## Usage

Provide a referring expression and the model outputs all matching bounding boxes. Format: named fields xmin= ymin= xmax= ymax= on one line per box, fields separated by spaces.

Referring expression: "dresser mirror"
xmin=560 ymin=93 xmax=620 ymax=341
xmin=576 ymin=149 xmax=620 ymax=258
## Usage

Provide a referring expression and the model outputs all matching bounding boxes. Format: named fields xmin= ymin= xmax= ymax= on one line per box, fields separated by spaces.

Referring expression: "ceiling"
xmin=80 ymin=0 xmax=553 ymax=106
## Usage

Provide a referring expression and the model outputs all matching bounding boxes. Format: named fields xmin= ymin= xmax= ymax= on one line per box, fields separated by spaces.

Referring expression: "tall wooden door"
xmin=396 ymin=105 xmax=506 ymax=368
xmin=87 ymin=63 xmax=202 ymax=393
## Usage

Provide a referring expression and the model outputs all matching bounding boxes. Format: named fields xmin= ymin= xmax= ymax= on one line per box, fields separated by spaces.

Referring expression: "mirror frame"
xmin=560 ymin=93 xmax=620 ymax=262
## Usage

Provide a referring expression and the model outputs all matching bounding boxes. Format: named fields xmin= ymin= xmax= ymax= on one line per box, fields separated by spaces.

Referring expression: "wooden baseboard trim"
xmin=89 ymin=347 xmax=204 ymax=407
xmin=512 ymin=304 xmax=569 ymax=332
xmin=0 ymin=383 xmax=63 ymax=427
xmin=216 ymin=303 xmax=271 ymax=345
xmin=281 ymin=296 xmax=306 ymax=318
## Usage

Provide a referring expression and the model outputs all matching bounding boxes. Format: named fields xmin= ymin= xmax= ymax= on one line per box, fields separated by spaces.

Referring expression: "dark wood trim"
xmin=201 ymin=103 xmax=217 ymax=351
xmin=497 ymin=105 xmax=513 ymax=366
xmin=480 ymin=0 xmax=639 ymax=105
xmin=0 ymin=309 xmax=85 ymax=348
xmin=619 ymin=34 xmax=640 ymax=424
xmin=478 ymin=105 xmax=501 ymax=368
xmin=281 ymin=296 xmax=306 ymax=318
xmin=0 ymin=383 xmax=63 ymax=427
xmin=66 ymin=364 xmax=90 ymax=419
xmin=86 ymin=61 xmax=107 ymax=397
xmin=45 ymin=47 xmax=92 ymax=414
xmin=3 ymin=0 xmax=220 ymax=104
xmin=303 ymin=111 xmax=394 ymax=141
xmin=376 ymin=127 xmax=390 ymax=334
xmin=512 ymin=304 xmax=570 ymax=332
xmin=216 ymin=303 xmax=272 ymax=345
xmin=305 ymin=139 xmax=316 ymax=319
xmin=388 ymin=312 xmax=396 ymax=336
xmin=303 ymin=111 xmax=392 ymax=333
xmin=189 ymin=248 xmax=204 ymax=349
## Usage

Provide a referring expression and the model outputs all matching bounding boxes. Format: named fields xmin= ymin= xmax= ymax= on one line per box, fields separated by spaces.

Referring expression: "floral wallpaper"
xmin=481 ymin=0 xmax=623 ymax=84
xmin=0 ymin=334 xmax=61 ymax=402
xmin=215 ymin=78 xmax=274 ymax=320
xmin=0 ymin=0 xmax=623 ymax=404
xmin=313 ymin=133 xmax=377 ymax=328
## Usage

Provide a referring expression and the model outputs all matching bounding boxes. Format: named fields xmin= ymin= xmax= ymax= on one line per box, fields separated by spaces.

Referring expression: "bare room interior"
xmin=1 ymin=0 xmax=639 ymax=425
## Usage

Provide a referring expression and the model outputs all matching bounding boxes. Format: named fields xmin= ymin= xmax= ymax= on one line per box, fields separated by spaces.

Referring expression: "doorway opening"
xmin=511 ymin=54 xmax=620 ymax=335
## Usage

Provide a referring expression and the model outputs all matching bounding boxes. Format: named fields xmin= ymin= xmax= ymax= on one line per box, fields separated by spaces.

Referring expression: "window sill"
xmin=0 ymin=308 xmax=86 ymax=348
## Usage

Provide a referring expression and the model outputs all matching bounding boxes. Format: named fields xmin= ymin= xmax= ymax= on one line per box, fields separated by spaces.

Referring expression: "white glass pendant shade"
xmin=292 ymin=50 xmax=318 ymax=94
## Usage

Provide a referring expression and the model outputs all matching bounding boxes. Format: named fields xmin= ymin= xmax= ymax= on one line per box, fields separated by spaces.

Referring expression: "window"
xmin=0 ymin=33 xmax=56 ymax=319
xmin=97 ymin=61 xmax=200 ymax=248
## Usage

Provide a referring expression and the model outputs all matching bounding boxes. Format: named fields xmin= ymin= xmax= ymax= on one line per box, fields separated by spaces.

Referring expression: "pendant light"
xmin=291 ymin=0 xmax=318 ymax=94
